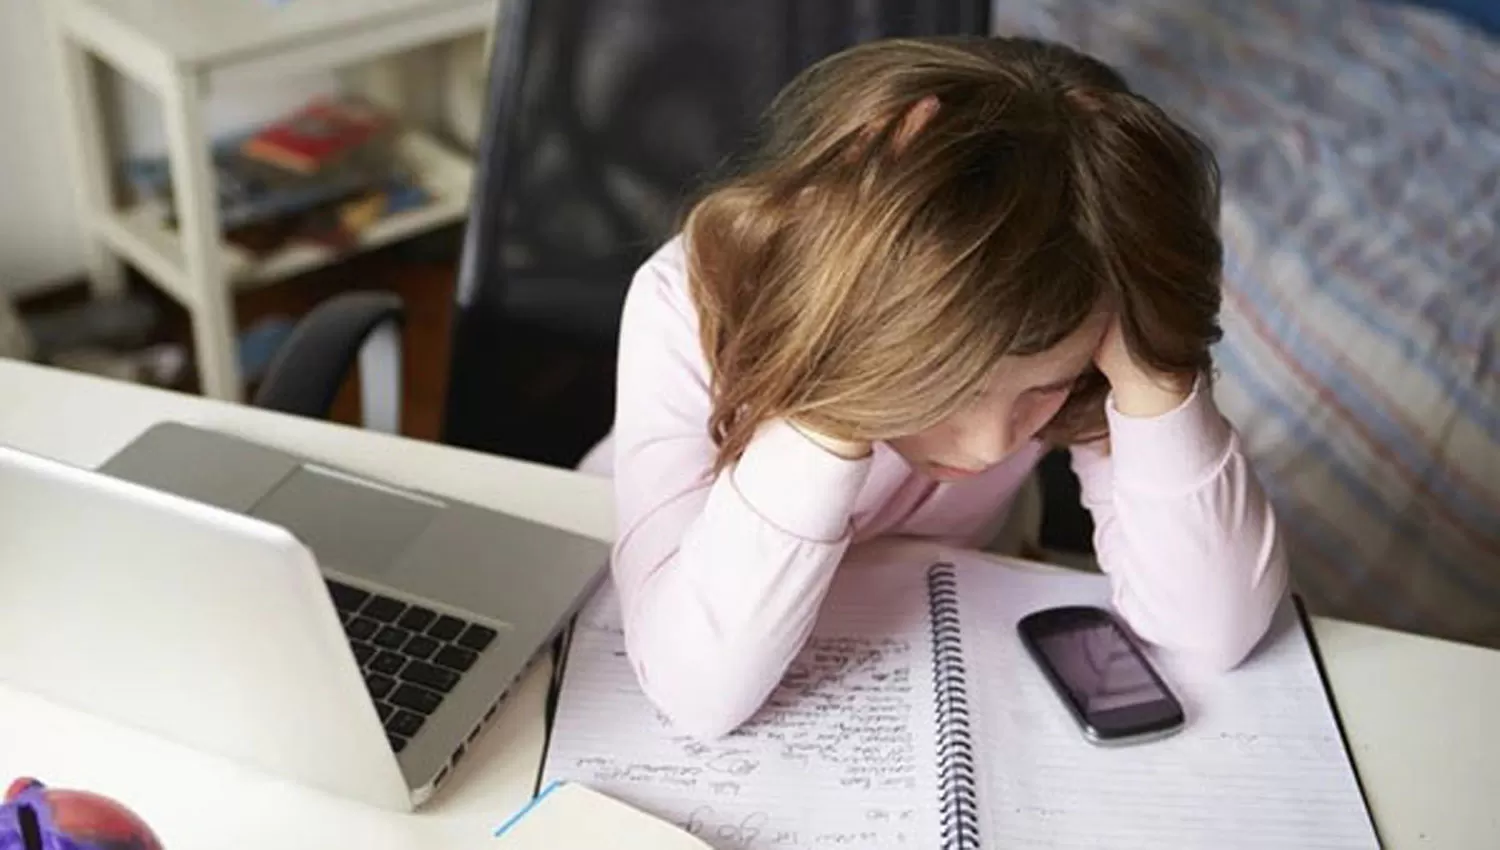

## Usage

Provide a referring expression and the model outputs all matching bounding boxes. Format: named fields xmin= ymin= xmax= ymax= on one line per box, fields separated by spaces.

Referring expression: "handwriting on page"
xmin=744 ymin=636 xmax=921 ymax=794
xmin=563 ymin=637 xmax=918 ymax=796
xmin=544 ymin=587 xmax=940 ymax=849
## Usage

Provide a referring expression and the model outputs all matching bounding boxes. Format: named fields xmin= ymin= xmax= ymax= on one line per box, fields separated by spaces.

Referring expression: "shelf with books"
xmin=103 ymin=128 xmax=473 ymax=299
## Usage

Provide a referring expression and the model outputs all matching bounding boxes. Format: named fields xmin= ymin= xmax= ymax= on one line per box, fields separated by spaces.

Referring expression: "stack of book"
xmin=125 ymin=97 xmax=430 ymax=255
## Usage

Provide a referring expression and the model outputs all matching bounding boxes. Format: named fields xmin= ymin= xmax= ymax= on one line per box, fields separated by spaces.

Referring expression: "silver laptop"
xmin=0 ymin=423 xmax=608 ymax=810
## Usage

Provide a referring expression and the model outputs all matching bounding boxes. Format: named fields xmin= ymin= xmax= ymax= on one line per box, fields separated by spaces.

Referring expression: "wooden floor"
xmin=21 ymin=229 xmax=461 ymax=445
xmin=19 ymin=225 xmax=617 ymax=467
xmin=230 ymin=245 xmax=459 ymax=443
xmin=164 ymin=228 xmax=609 ymax=466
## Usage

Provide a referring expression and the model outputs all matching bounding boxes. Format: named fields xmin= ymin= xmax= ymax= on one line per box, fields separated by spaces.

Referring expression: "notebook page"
xmin=953 ymin=558 xmax=1378 ymax=849
xmin=542 ymin=555 xmax=944 ymax=850
xmin=494 ymin=782 xmax=713 ymax=849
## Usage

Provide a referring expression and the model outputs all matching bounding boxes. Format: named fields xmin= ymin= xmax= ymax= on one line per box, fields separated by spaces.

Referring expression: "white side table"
xmin=45 ymin=0 xmax=497 ymax=400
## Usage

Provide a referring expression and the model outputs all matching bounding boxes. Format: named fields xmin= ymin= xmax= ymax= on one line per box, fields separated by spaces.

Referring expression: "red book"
xmin=241 ymin=98 xmax=393 ymax=175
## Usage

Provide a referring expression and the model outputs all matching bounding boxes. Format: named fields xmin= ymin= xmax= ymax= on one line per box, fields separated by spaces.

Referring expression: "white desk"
xmin=0 ymin=359 xmax=1495 ymax=848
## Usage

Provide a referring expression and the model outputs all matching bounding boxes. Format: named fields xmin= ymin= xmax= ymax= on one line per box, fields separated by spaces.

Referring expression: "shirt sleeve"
xmin=1070 ymin=379 xmax=1289 ymax=670
xmin=608 ymin=242 xmax=867 ymax=738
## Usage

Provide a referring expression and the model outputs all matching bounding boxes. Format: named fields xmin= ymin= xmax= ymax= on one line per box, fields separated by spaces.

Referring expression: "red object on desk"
xmin=2 ymin=777 xmax=163 ymax=850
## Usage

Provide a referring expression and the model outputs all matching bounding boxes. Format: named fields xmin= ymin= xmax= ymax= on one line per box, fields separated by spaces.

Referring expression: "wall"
xmin=0 ymin=0 xmax=87 ymax=297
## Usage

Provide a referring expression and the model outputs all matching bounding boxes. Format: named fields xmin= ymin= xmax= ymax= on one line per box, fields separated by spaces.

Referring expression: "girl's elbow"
xmin=1139 ymin=597 xmax=1270 ymax=672
xmin=652 ymin=693 xmax=757 ymax=741
xmin=1192 ymin=614 xmax=1271 ymax=672
xmin=1193 ymin=565 xmax=1288 ymax=671
xmin=628 ymin=643 xmax=776 ymax=740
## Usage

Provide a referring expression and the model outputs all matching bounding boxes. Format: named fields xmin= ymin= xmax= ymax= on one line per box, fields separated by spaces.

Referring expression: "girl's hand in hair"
xmin=1094 ymin=317 xmax=1195 ymax=419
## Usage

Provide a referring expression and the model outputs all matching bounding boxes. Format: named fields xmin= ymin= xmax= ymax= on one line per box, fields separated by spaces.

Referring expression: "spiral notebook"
xmin=540 ymin=542 xmax=1379 ymax=849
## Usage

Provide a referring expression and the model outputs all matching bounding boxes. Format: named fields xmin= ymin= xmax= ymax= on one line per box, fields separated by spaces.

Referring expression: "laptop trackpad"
xmin=249 ymin=465 xmax=440 ymax=580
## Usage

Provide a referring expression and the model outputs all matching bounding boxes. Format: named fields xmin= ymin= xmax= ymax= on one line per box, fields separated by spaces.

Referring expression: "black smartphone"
xmin=1017 ymin=605 xmax=1185 ymax=746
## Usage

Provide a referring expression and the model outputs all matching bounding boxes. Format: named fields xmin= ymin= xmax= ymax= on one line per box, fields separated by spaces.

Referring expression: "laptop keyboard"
xmin=326 ymin=579 xmax=497 ymax=754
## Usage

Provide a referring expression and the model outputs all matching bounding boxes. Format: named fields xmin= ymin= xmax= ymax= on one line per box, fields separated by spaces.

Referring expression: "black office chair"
xmin=256 ymin=0 xmax=992 ymax=466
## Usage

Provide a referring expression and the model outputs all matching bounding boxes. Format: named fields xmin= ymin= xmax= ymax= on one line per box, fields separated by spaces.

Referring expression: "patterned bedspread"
xmin=991 ymin=0 xmax=1500 ymax=645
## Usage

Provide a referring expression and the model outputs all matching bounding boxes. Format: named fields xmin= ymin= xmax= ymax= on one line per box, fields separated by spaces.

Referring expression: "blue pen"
xmin=493 ymin=780 xmax=566 ymax=838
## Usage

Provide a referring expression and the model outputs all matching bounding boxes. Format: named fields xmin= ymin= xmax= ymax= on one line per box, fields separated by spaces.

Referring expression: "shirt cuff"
xmin=730 ymin=420 xmax=871 ymax=542
xmin=1106 ymin=378 xmax=1233 ymax=494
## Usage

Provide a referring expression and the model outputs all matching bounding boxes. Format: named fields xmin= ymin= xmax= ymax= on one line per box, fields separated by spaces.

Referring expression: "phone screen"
xmin=1024 ymin=610 xmax=1183 ymax=740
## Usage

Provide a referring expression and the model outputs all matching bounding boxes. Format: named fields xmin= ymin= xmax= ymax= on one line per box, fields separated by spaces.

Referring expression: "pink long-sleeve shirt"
xmin=606 ymin=237 xmax=1288 ymax=739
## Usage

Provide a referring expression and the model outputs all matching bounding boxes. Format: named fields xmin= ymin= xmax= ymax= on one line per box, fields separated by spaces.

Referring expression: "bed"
xmin=991 ymin=0 xmax=1500 ymax=646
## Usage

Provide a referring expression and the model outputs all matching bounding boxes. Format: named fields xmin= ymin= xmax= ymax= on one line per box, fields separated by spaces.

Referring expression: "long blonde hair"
xmin=685 ymin=36 xmax=1223 ymax=471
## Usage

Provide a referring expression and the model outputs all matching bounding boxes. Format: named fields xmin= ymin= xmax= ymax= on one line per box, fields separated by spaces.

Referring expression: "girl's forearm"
xmin=612 ymin=420 xmax=870 ymax=737
xmin=1074 ymin=385 xmax=1289 ymax=669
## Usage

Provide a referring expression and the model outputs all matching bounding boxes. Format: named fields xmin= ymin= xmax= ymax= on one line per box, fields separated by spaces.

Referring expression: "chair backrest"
xmin=444 ymin=0 xmax=990 ymax=465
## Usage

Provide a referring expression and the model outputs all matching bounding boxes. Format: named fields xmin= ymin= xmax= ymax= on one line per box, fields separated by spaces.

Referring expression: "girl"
xmin=600 ymin=36 xmax=1287 ymax=738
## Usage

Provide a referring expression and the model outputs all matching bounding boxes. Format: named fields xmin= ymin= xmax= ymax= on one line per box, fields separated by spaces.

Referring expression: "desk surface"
xmin=0 ymin=360 xmax=1495 ymax=848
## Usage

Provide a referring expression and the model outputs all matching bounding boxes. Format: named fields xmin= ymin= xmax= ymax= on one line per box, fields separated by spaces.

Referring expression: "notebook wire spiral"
xmin=928 ymin=562 xmax=980 ymax=849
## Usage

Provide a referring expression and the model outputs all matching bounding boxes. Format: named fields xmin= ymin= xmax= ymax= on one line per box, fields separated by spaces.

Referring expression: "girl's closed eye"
xmin=1028 ymin=373 xmax=1086 ymax=398
xmin=1012 ymin=373 xmax=1088 ymax=434
xmin=974 ymin=371 xmax=1077 ymax=408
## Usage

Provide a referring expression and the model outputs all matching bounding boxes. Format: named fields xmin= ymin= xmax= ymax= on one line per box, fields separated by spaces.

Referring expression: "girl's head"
xmin=685 ymin=36 xmax=1223 ymax=476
